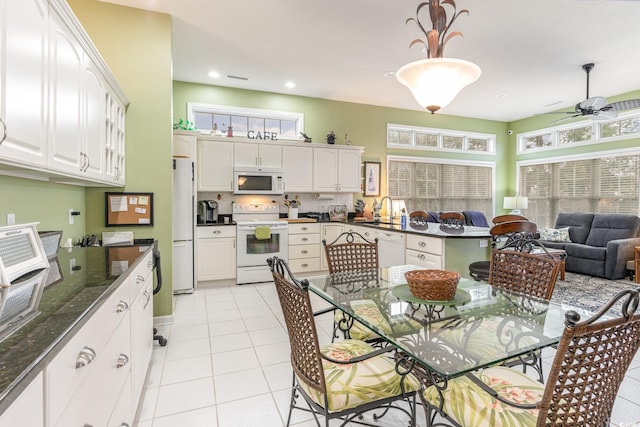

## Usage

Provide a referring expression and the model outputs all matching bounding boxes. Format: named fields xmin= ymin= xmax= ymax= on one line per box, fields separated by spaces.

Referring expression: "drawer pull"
xmin=301 ymin=227 xmax=308 ymax=231
xmin=143 ymin=290 xmax=151 ymax=309
xmin=301 ymin=263 xmax=308 ymax=268
xmin=213 ymin=230 xmax=221 ymax=234
xmin=120 ymin=424 xmax=130 ymax=427
xmin=116 ymin=353 xmax=130 ymax=368
xmin=136 ymin=274 xmax=145 ymax=284
xmin=301 ymin=237 xmax=308 ymax=242
xmin=116 ymin=300 xmax=129 ymax=313
xmin=76 ymin=346 xmax=97 ymax=369
xmin=418 ymin=241 xmax=426 ymax=247
xmin=301 ymin=250 xmax=308 ymax=254
xmin=418 ymin=254 xmax=425 ymax=260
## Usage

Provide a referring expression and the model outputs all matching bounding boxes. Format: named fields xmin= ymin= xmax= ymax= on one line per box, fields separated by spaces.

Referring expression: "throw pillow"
xmin=539 ymin=227 xmax=571 ymax=242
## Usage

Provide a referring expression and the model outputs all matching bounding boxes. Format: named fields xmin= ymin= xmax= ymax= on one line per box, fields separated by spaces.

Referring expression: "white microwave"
xmin=233 ymin=169 xmax=284 ymax=195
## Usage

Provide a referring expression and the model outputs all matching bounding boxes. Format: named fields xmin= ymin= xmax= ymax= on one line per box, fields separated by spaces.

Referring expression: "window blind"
xmin=389 ymin=160 xmax=492 ymax=214
xmin=520 ymin=154 xmax=640 ymax=226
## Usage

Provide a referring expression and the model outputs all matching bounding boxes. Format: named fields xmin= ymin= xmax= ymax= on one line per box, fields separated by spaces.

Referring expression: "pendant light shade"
xmin=397 ymin=58 xmax=481 ymax=113
xmin=398 ymin=0 xmax=480 ymax=114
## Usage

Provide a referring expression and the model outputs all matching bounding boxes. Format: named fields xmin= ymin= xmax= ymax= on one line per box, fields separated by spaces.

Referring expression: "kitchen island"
xmin=0 ymin=243 xmax=156 ymax=426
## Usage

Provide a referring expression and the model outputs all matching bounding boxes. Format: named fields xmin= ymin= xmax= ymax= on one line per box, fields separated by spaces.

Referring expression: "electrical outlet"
xmin=69 ymin=209 xmax=75 ymax=225
xmin=6 ymin=213 xmax=15 ymax=225
xmin=479 ymin=239 xmax=488 ymax=248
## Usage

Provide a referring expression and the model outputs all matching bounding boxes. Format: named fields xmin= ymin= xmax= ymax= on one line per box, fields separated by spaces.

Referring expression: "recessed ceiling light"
xmin=384 ymin=71 xmax=396 ymax=78
xmin=208 ymin=71 xmax=220 ymax=78
xmin=285 ymin=81 xmax=296 ymax=89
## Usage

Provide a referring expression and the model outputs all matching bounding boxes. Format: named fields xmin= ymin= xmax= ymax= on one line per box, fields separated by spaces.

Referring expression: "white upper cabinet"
xmin=282 ymin=145 xmax=313 ymax=192
xmin=198 ymin=138 xmax=234 ymax=191
xmin=0 ymin=0 xmax=49 ymax=167
xmin=0 ymin=0 xmax=128 ymax=186
xmin=234 ymin=142 xmax=282 ymax=170
xmin=313 ymin=146 xmax=361 ymax=192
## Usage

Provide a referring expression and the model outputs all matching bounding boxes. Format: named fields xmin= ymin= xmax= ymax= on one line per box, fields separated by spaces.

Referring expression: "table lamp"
xmin=503 ymin=196 xmax=528 ymax=214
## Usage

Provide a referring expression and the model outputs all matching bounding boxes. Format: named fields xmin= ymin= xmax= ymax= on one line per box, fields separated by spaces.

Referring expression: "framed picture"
xmin=364 ymin=162 xmax=381 ymax=196
xmin=105 ymin=192 xmax=154 ymax=226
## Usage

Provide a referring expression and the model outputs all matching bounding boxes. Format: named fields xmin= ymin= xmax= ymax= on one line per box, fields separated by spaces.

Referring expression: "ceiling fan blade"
xmin=607 ymin=99 xmax=640 ymax=112
xmin=552 ymin=114 xmax=581 ymax=124
xmin=592 ymin=109 xmax=618 ymax=120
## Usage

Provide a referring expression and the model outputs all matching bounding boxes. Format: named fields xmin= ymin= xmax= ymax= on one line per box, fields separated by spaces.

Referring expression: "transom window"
xmin=518 ymin=112 xmax=640 ymax=153
xmin=518 ymin=150 xmax=640 ymax=227
xmin=387 ymin=124 xmax=495 ymax=154
xmin=187 ymin=102 xmax=304 ymax=141
xmin=388 ymin=156 xmax=494 ymax=215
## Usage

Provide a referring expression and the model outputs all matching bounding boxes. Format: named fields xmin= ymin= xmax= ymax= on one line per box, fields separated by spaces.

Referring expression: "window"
xmin=188 ymin=102 xmax=304 ymax=141
xmin=519 ymin=151 xmax=640 ymax=227
xmin=518 ymin=111 xmax=640 ymax=153
xmin=387 ymin=124 xmax=495 ymax=154
xmin=388 ymin=156 xmax=494 ymax=215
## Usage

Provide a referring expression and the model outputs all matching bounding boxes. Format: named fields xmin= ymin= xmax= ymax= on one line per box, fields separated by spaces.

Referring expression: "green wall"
xmin=173 ymin=81 xmax=513 ymax=213
xmin=0 ymin=176 xmax=86 ymax=236
xmin=68 ymin=0 xmax=174 ymax=317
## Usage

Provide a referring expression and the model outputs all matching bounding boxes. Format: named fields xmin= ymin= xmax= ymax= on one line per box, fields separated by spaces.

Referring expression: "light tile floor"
xmin=134 ymin=281 xmax=640 ymax=427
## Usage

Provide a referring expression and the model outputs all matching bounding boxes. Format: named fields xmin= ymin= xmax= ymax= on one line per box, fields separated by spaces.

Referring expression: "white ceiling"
xmin=101 ymin=0 xmax=640 ymax=122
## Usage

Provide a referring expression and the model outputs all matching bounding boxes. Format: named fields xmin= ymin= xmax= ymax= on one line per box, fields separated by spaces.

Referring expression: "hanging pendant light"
xmin=396 ymin=0 xmax=481 ymax=114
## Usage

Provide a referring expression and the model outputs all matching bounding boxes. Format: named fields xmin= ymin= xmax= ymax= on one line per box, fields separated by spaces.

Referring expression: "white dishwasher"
xmin=373 ymin=229 xmax=406 ymax=267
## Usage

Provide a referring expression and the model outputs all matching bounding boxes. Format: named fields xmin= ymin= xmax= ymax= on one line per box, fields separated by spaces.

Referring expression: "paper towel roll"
xmin=317 ymin=193 xmax=335 ymax=200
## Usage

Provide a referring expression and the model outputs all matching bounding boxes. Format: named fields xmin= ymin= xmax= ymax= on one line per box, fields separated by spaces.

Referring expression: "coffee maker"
xmin=198 ymin=200 xmax=218 ymax=224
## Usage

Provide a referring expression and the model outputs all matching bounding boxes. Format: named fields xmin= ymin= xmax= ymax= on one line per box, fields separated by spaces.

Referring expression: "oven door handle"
xmin=238 ymin=225 xmax=289 ymax=231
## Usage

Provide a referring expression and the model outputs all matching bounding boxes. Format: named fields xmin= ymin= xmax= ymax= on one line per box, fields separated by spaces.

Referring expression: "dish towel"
xmin=255 ymin=226 xmax=271 ymax=240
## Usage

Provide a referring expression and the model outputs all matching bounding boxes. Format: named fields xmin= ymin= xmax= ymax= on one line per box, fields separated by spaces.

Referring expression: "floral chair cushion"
xmin=297 ymin=339 xmax=420 ymax=413
xmin=335 ymin=300 xmax=422 ymax=341
xmin=423 ymin=366 xmax=542 ymax=427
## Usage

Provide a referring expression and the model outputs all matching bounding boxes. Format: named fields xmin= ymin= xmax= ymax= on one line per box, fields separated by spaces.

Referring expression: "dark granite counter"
xmin=0 ymin=243 xmax=155 ymax=414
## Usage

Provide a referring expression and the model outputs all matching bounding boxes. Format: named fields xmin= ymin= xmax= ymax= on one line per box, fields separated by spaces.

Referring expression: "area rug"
xmin=551 ymin=272 xmax=639 ymax=317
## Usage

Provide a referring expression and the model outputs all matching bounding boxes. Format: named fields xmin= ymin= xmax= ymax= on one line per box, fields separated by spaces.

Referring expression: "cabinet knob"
xmin=76 ymin=346 xmax=97 ymax=369
xmin=418 ymin=241 xmax=426 ymax=247
xmin=116 ymin=300 xmax=129 ymax=313
xmin=116 ymin=353 xmax=130 ymax=368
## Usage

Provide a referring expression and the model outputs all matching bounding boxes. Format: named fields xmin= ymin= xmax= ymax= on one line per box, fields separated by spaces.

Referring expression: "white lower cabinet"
xmin=108 ymin=374 xmax=133 ymax=427
xmin=197 ymin=227 xmax=236 ymax=282
xmin=39 ymin=249 xmax=153 ymax=427
xmin=0 ymin=373 xmax=43 ymax=427
xmin=130 ymin=279 xmax=153 ymax=412
xmin=288 ymin=223 xmax=321 ymax=273
xmin=405 ymin=234 xmax=444 ymax=269
xmin=320 ymin=224 xmax=345 ymax=270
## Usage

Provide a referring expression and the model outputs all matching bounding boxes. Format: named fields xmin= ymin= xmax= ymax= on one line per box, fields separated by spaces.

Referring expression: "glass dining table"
xmin=304 ymin=265 xmax=578 ymax=382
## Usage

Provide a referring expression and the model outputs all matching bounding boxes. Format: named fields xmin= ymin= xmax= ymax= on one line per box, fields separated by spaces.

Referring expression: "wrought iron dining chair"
xmin=323 ymin=231 xmax=381 ymax=342
xmin=489 ymin=249 xmax=561 ymax=301
xmin=267 ymin=256 xmax=419 ymax=427
xmin=421 ymin=287 xmax=640 ymax=427
xmin=468 ymin=220 xmax=538 ymax=281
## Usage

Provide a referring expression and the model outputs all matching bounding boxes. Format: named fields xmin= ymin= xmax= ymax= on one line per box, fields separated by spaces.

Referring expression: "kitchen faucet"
xmin=373 ymin=196 xmax=395 ymax=223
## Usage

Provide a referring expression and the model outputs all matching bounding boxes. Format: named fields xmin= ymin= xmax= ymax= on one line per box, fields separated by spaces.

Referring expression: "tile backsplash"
xmin=197 ymin=192 xmax=356 ymax=216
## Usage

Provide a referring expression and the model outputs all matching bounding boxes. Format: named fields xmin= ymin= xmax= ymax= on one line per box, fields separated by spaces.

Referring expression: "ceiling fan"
xmin=546 ymin=63 xmax=640 ymax=123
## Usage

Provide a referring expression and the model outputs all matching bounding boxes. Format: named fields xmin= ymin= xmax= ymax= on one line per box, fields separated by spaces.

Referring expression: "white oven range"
xmin=233 ymin=203 xmax=288 ymax=284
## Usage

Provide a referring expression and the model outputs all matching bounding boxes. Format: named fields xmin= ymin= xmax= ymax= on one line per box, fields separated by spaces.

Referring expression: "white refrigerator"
xmin=172 ymin=158 xmax=195 ymax=293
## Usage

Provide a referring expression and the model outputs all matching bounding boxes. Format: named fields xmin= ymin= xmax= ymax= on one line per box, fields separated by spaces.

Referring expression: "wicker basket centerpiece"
xmin=404 ymin=269 xmax=460 ymax=301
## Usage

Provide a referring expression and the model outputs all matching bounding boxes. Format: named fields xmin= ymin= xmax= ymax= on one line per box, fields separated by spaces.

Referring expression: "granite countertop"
xmin=0 ymin=244 xmax=155 ymax=413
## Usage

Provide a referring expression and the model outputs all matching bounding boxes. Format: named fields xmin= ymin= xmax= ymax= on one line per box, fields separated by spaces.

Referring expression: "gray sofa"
xmin=540 ymin=213 xmax=640 ymax=280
